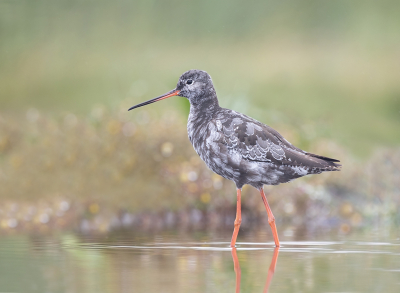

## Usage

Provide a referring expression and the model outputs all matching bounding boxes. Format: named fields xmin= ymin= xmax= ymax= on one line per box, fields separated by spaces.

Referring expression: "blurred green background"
xmin=0 ymin=0 xmax=399 ymax=235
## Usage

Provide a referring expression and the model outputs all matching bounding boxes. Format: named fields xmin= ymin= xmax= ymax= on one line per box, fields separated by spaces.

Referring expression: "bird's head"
xmin=176 ymin=70 xmax=216 ymax=105
xmin=128 ymin=69 xmax=218 ymax=111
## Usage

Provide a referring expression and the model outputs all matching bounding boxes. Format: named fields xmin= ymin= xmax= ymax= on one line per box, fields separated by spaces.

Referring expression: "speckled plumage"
xmin=180 ymin=70 xmax=341 ymax=189
xmin=129 ymin=69 xmax=341 ymax=247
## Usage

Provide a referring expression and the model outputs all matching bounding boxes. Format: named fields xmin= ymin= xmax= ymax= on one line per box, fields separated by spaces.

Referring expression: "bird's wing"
xmin=216 ymin=110 xmax=340 ymax=169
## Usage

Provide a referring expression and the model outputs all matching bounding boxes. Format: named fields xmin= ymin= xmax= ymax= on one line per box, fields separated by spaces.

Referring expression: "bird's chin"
xmin=177 ymin=92 xmax=188 ymax=99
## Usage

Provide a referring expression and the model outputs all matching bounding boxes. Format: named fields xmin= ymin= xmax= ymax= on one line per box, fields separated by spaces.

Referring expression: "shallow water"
xmin=0 ymin=230 xmax=399 ymax=293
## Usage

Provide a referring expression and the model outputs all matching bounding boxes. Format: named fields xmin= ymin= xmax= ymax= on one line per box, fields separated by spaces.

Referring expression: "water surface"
xmin=0 ymin=231 xmax=399 ymax=293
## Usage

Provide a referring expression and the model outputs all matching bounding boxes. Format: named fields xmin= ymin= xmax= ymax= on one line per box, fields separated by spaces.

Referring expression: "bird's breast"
xmin=187 ymin=115 xmax=212 ymax=154
xmin=188 ymin=114 xmax=222 ymax=158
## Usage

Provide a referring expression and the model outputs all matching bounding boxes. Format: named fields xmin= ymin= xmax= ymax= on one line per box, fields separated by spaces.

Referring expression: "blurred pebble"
xmin=161 ymin=142 xmax=174 ymax=157
xmin=340 ymin=203 xmax=353 ymax=216
xmin=80 ymin=219 xmax=91 ymax=233
xmin=190 ymin=209 xmax=202 ymax=224
xmin=60 ymin=201 xmax=70 ymax=212
xmin=187 ymin=171 xmax=198 ymax=181
xmin=7 ymin=218 xmax=18 ymax=228
xmin=121 ymin=213 xmax=135 ymax=227
xmin=89 ymin=203 xmax=99 ymax=214
xmin=39 ymin=214 xmax=49 ymax=224
xmin=351 ymin=213 xmax=363 ymax=226
xmin=200 ymin=193 xmax=211 ymax=204
xmin=340 ymin=223 xmax=351 ymax=234
xmin=213 ymin=177 xmax=223 ymax=189
xmin=165 ymin=212 xmax=175 ymax=227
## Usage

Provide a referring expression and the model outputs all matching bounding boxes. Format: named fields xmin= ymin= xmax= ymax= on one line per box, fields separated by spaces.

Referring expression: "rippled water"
xmin=0 ymin=230 xmax=399 ymax=293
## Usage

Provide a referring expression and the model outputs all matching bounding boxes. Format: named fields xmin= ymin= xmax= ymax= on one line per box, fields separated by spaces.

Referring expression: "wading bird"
xmin=129 ymin=70 xmax=341 ymax=247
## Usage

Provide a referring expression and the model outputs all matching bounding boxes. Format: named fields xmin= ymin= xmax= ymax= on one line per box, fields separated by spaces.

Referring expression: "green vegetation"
xmin=1 ymin=0 xmax=399 ymax=154
xmin=0 ymin=1 xmax=399 ymax=234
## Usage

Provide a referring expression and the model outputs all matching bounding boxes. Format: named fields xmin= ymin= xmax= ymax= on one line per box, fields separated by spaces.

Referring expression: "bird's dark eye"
xmin=186 ymin=79 xmax=193 ymax=85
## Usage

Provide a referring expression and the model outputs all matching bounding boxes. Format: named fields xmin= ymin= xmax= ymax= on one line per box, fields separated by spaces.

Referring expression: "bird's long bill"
xmin=128 ymin=89 xmax=180 ymax=111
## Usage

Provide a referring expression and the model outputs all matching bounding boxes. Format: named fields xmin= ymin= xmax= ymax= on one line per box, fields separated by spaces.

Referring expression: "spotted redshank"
xmin=128 ymin=70 xmax=341 ymax=247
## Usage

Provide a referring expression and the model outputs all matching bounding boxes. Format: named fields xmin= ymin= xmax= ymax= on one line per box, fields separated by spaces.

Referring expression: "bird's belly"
xmin=192 ymin=138 xmax=252 ymax=186
xmin=193 ymin=139 xmax=290 ymax=188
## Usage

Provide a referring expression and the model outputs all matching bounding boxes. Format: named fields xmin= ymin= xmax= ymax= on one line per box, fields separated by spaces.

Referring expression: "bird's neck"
xmin=189 ymin=98 xmax=219 ymax=121
xmin=187 ymin=96 xmax=220 ymax=145
xmin=190 ymin=89 xmax=220 ymax=114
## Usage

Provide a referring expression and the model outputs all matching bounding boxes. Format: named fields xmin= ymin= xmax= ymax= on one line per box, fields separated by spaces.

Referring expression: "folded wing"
xmin=218 ymin=112 xmax=341 ymax=171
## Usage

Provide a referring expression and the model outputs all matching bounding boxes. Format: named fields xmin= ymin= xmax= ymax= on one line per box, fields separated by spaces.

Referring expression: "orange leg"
xmin=230 ymin=188 xmax=242 ymax=247
xmin=231 ymin=248 xmax=241 ymax=293
xmin=260 ymin=189 xmax=280 ymax=247
xmin=263 ymin=247 xmax=280 ymax=293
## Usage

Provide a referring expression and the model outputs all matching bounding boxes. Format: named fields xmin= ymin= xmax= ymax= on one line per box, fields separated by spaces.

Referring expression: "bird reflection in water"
xmin=231 ymin=248 xmax=279 ymax=293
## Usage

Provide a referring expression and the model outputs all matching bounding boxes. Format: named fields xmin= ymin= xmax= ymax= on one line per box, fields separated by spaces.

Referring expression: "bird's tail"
xmin=307 ymin=153 xmax=341 ymax=172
